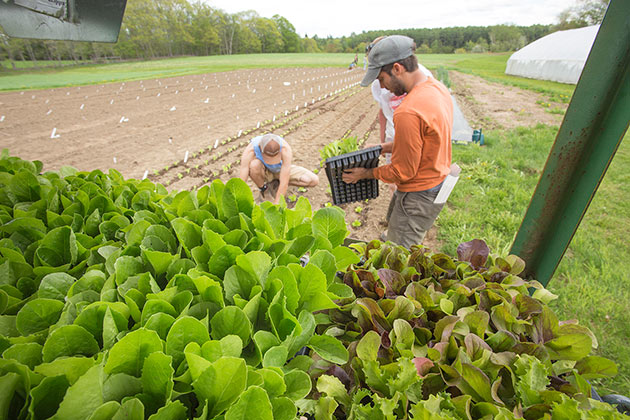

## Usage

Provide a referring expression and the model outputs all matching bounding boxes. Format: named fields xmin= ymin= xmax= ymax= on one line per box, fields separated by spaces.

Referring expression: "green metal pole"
xmin=510 ymin=0 xmax=630 ymax=287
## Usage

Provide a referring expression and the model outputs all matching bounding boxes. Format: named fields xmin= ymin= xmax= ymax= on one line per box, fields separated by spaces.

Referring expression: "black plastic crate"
xmin=324 ymin=146 xmax=382 ymax=205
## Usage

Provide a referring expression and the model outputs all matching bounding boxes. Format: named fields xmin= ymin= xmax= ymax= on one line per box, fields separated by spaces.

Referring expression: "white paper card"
xmin=434 ymin=163 xmax=461 ymax=204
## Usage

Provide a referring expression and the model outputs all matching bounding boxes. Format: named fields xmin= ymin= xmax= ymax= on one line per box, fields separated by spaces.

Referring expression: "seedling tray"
xmin=324 ymin=146 xmax=382 ymax=205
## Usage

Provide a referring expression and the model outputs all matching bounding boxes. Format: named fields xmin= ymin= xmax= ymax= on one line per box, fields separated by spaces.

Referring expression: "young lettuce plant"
xmin=319 ymin=136 xmax=359 ymax=166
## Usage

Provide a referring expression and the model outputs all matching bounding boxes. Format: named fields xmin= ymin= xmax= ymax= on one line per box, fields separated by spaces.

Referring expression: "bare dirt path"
xmin=0 ymin=67 xmax=567 ymax=249
xmin=449 ymin=70 xmax=566 ymax=130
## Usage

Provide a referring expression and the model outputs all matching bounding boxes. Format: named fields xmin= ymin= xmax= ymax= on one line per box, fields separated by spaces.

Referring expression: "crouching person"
xmin=239 ymin=133 xmax=319 ymax=204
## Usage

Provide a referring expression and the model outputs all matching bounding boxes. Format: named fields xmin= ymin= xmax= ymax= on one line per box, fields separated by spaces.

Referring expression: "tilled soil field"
xmin=0 ymin=66 xmax=566 ymax=246
xmin=0 ymin=67 xmax=392 ymax=242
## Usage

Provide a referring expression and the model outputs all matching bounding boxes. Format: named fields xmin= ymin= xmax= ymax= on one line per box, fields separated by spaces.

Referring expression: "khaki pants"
xmin=386 ymin=186 xmax=445 ymax=249
xmin=264 ymin=165 xmax=314 ymax=184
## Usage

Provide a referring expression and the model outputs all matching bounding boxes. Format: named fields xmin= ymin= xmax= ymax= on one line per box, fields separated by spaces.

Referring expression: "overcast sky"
xmin=204 ymin=0 xmax=577 ymax=38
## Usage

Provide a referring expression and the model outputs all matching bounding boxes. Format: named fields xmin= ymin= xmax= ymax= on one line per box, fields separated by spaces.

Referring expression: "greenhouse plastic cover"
xmin=505 ymin=25 xmax=599 ymax=84
xmin=451 ymin=95 xmax=473 ymax=143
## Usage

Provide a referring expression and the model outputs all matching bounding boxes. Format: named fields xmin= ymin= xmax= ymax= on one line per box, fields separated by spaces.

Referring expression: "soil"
xmin=449 ymin=71 xmax=566 ymax=131
xmin=0 ymin=68 xmax=567 ymax=251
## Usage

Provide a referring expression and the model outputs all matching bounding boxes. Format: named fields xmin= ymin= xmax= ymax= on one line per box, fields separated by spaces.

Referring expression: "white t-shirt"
xmin=371 ymin=64 xmax=433 ymax=143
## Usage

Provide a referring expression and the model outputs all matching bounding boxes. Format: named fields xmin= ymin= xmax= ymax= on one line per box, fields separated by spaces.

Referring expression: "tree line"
xmin=0 ymin=0 xmax=607 ymax=68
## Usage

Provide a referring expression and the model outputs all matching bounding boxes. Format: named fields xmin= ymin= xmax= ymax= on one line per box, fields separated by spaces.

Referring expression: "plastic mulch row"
xmin=324 ymin=145 xmax=382 ymax=205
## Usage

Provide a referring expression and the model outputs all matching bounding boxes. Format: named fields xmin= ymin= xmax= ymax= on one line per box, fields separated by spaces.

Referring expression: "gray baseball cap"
xmin=361 ymin=35 xmax=416 ymax=87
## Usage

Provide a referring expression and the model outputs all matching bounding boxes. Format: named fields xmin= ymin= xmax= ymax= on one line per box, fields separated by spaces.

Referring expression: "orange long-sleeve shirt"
xmin=372 ymin=78 xmax=453 ymax=192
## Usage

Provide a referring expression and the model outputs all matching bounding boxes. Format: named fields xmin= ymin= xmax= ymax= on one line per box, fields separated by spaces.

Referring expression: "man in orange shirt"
xmin=343 ymin=35 xmax=453 ymax=248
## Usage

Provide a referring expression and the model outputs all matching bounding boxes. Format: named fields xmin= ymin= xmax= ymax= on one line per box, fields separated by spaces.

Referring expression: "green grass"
xmin=447 ymin=53 xmax=575 ymax=101
xmin=440 ymin=128 xmax=630 ymax=397
xmin=417 ymin=52 xmax=481 ymax=68
xmin=439 ymin=125 xmax=557 ymax=255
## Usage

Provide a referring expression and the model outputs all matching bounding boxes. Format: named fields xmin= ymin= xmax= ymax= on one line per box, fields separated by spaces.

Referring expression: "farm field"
xmin=0 ymin=60 xmax=565 ymax=245
xmin=2 ymin=54 xmax=629 ymax=398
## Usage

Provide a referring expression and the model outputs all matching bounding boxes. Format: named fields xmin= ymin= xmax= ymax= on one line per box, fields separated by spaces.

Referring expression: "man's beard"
xmin=388 ymin=74 xmax=406 ymax=96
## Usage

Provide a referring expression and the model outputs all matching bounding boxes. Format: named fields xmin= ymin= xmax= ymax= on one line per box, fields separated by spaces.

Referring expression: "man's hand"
xmin=342 ymin=167 xmax=372 ymax=184
xmin=362 ymin=143 xmax=382 ymax=151
xmin=363 ymin=142 xmax=392 ymax=154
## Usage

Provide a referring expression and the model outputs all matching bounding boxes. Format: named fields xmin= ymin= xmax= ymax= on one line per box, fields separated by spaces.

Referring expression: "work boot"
xmin=257 ymin=183 xmax=270 ymax=203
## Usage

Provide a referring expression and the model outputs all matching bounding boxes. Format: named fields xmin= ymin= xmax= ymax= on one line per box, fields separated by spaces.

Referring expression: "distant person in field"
xmin=349 ymin=53 xmax=359 ymax=69
xmin=343 ymin=35 xmax=453 ymax=248
xmin=239 ymin=133 xmax=319 ymax=204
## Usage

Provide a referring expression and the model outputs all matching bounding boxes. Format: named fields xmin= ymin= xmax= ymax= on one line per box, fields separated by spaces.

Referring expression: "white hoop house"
xmin=505 ymin=25 xmax=599 ymax=84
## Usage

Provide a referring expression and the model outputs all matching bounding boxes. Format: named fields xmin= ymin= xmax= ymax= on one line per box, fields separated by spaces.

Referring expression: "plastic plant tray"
xmin=324 ymin=145 xmax=382 ymax=205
